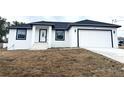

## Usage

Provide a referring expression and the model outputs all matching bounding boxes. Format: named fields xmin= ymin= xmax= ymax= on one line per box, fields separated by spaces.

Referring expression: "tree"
xmin=0 ymin=17 xmax=25 ymax=43
xmin=0 ymin=17 xmax=7 ymax=42
xmin=12 ymin=21 xmax=25 ymax=26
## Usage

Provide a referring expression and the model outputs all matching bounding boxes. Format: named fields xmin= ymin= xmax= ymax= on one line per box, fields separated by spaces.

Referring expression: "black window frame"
xmin=16 ymin=29 xmax=27 ymax=40
xmin=55 ymin=30 xmax=65 ymax=41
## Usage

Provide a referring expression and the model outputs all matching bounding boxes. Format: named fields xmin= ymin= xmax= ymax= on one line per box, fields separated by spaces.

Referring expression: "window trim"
xmin=55 ymin=31 xmax=65 ymax=41
xmin=16 ymin=29 xmax=27 ymax=40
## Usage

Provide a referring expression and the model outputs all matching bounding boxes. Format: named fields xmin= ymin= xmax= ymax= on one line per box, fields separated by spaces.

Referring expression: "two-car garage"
xmin=78 ymin=29 xmax=113 ymax=48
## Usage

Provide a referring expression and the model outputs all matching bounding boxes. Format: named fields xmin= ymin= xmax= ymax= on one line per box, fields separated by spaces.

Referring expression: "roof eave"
xmin=30 ymin=23 xmax=54 ymax=26
xmin=9 ymin=27 xmax=32 ymax=29
xmin=70 ymin=24 xmax=121 ymax=28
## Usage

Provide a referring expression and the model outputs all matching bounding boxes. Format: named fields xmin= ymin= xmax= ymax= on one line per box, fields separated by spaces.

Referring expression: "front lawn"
xmin=0 ymin=48 xmax=124 ymax=77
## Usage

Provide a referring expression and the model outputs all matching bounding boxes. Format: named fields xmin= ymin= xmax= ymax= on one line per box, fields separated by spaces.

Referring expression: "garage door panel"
xmin=79 ymin=30 xmax=112 ymax=48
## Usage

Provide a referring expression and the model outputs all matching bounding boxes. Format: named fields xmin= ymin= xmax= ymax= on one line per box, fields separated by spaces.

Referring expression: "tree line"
xmin=0 ymin=16 xmax=25 ymax=42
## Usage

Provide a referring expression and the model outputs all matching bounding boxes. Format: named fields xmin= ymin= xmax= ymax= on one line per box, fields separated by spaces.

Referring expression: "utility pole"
xmin=112 ymin=19 xmax=117 ymax=24
xmin=112 ymin=19 xmax=124 ymax=23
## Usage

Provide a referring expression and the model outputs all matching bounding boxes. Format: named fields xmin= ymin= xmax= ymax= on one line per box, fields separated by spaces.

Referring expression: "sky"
xmin=2 ymin=16 xmax=124 ymax=37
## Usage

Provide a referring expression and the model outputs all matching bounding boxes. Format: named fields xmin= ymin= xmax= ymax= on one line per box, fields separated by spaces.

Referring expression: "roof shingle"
xmin=9 ymin=19 xmax=121 ymax=30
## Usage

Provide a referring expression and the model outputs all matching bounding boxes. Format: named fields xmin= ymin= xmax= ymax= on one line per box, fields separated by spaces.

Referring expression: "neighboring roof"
xmin=9 ymin=19 xmax=121 ymax=30
xmin=118 ymin=37 xmax=124 ymax=41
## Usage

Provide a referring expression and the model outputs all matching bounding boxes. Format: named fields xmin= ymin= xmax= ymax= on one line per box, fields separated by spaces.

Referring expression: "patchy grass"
xmin=0 ymin=48 xmax=124 ymax=77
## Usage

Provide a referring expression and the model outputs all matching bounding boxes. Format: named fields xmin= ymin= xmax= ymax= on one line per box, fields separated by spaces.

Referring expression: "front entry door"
xmin=39 ymin=29 xmax=47 ymax=42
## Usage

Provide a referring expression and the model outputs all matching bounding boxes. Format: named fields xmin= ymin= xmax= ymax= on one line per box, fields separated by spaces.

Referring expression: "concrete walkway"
xmin=85 ymin=48 xmax=124 ymax=63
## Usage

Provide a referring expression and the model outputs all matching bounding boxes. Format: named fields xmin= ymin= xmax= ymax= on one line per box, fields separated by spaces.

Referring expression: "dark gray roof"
xmin=73 ymin=20 xmax=121 ymax=28
xmin=9 ymin=19 xmax=121 ymax=30
xmin=9 ymin=24 xmax=32 ymax=29
xmin=29 ymin=21 xmax=72 ymax=30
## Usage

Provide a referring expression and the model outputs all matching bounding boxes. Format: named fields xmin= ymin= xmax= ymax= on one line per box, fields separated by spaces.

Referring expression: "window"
xmin=16 ymin=29 xmax=27 ymax=40
xmin=55 ymin=31 xmax=65 ymax=41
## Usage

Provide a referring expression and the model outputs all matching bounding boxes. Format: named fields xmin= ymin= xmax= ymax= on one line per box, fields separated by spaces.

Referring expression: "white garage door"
xmin=79 ymin=30 xmax=113 ymax=48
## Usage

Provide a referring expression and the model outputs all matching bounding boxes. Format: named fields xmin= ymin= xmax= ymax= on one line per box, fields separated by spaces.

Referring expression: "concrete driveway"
xmin=85 ymin=48 xmax=124 ymax=63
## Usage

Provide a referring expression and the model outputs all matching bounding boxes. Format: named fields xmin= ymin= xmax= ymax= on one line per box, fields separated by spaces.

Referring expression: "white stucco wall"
xmin=69 ymin=27 xmax=78 ymax=47
xmin=47 ymin=26 xmax=52 ymax=48
xmin=34 ymin=27 xmax=70 ymax=48
xmin=51 ymin=30 xmax=70 ymax=47
xmin=112 ymin=28 xmax=118 ymax=48
xmin=8 ymin=29 xmax=32 ymax=50
xmin=8 ymin=26 xmax=119 ymax=50
xmin=34 ymin=26 xmax=51 ymax=43
xmin=34 ymin=28 xmax=40 ymax=42
xmin=31 ymin=26 xmax=52 ymax=50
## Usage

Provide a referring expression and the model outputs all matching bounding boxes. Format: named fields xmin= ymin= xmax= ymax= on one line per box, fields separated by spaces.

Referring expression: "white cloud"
xmin=2 ymin=16 xmax=87 ymax=23
xmin=61 ymin=16 xmax=86 ymax=22
xmin=2 ymin=16 xmax=30 ymax=23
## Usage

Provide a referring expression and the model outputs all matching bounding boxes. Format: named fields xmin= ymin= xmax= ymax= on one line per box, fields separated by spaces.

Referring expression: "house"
xmin=2 ymin=33 xmax=9 ymax=48
xmin=8 ymin=19 xmax=121 ymax=50
xmin=118 ymin=37 xmax=124 ymax=46
xmin=118 ymin=37 xmax=124 ymax=42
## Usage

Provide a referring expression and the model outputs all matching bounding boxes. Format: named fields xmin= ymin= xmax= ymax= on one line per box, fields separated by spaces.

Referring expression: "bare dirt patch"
xmin=119 ymin=46 xmax=124 ymax=49
xmin=0 ymin=48 xmax=124 ymax=77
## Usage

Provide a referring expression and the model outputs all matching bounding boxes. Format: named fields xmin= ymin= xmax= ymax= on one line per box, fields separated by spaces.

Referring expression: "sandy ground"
xmin=0 ymin=48 xmax=124 ymax=77
xmin=119 ymin=46 xmax=124 ymax=49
